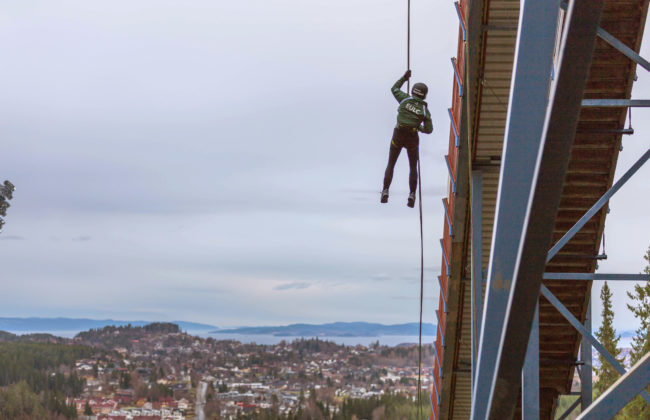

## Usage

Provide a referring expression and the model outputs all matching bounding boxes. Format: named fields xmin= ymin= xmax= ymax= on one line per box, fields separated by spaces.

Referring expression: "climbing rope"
xmin=407 ymin=0 xmax=411 ymax=94
xmin=417 ymin=159 xmax=424 ymax=418
xmin=406 ymin=0 xmax=424 ymax=416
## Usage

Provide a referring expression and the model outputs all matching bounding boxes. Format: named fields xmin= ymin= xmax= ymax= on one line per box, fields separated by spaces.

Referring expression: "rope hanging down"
xmin=407 ymin=0 xmax=425 ymax=417
xmin=407 ymin=0 xmax=411 ymax=94
xmin=417 ymin=160 xmax=424 ymax=418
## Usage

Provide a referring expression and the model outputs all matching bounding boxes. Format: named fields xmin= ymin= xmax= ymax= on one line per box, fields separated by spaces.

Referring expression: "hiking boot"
xmin=407 ymin=192 xmax=416 ymax=208
xmin=380 ymin=189 xmax=389 ymax=203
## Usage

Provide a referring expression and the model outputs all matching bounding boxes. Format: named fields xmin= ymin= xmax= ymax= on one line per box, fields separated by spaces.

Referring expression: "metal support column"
xmin=581 ymin=300 xmax=592 ymax=411
xmin=470 ymin=0 xmax=560 ymax=416
xmin=473 ymin=0 xmax=605 ymax=418
xmin=471 ymin=170 xmax=483 ymax=388
xmin=522 ymin=304 xmax=539 ymax=420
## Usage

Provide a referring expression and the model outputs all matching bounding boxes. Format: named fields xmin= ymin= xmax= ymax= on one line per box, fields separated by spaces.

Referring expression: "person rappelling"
xmin=381 ymin=70 xmax=433 ymax=208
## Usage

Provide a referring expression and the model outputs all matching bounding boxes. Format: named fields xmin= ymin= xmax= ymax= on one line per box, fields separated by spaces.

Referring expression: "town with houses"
xmin=63 ymin=323 xmax=432 ymax=419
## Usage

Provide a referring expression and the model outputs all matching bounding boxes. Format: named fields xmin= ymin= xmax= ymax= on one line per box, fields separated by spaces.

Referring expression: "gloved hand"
xmin=403 ymin=70 xmax=412 ymax=80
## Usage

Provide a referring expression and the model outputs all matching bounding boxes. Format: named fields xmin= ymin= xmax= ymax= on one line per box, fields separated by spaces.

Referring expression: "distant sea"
xmin=201 ymin=332 xmax=436 ymax=347
xmin=4 ymin=329 xmax=435 ymax=347
xmin=5 ymin=325 xmax=637 ymax=349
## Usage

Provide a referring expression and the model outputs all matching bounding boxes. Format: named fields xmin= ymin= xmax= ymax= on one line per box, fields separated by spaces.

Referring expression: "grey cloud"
xmin=273 ymin=282 xmax=312 ymax=291
xmin=0 ymin=235 xmax=24 ymax=240
xmin=0 ymin=0 xmax=480 ymax=327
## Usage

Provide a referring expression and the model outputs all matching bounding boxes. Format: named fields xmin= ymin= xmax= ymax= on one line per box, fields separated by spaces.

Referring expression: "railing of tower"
xmin=431 ymin=0 xmax=466 ymax=419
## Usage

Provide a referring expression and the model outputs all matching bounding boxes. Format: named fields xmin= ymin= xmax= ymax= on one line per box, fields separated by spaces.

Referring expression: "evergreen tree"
xmin=623 ymin=246 xmax=650 ymax=419
xmin=594 ymin=281 xmax=623 ymax=396
xmin=627 ymin=246 xmax=650 ymax=363
xmin=84 ymin=400 xmax=93 ymax=415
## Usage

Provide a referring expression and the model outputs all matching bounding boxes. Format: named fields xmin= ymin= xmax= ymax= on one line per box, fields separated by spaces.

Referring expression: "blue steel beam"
xmin=580 ymin=301 xmax=592 ymax=411
xmin=434 ymin=309 xmax=445 ymax=347
xmin=522 ymin=304 xmax=539 ymax=420
xmin=476 ymin=0 xmax=606 ymax=418
xmin=440 ymin=239 xmax=450 ymax=276
xmin=540 ymin=285 xmax=650 ymax=404
xmin=557 ymin=397 xmax=581 ymax=420
xmin=448 ymin=108 xmax=460 ymax=147
xmin=433 ymin=338 xmax=443 ymax=374
xmin=471 ymin=0 xmax=562 ymax=417
xmin=432 ymin=372 xmax=440 ymax=406
xmin=582 ymin=99 xmax=650 ymax=107
xmin=547 ymin=148 xmax=650 ymax=263
xmin=451 ymin=58 xmax=463 ymax=97
xmin=444 ymin=155 xmax=457 ymax=195
xmin=543 ymin=273 xmax=650 ymax=281
xmin=454 ymin=2 xmax=466 ymax=42
xmin=596 ymin=27 xmax=650 ymax=73
xmin=576 ymin=127 xmax=634 ymax=135
xmin=577 ymin=352 xmax=650 ymax=419
xmin=442 ymin=198 xmax=453 ymax=236
xmin=436 ymin=276 xmax=447 ymax=313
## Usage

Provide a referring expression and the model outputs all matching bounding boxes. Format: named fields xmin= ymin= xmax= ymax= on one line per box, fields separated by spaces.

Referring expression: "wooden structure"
xmin=430 ymin=0 xmax=649 ymax=418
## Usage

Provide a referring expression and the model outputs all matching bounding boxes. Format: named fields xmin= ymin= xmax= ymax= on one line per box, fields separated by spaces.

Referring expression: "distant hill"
xmin=212 ymin=322 xmax=437 ymax=337
xmin=620 ymin=329 xmax=637 ymax=338
xmin=0 ymin=322 xmax=185 ymax=347
xmin=0 ymin=317 xmax=216 ymax=333
xmin=75 ymin=322 xmax=183 ymax=349
xmin=0 ymin=330 xmax=69 ymax=344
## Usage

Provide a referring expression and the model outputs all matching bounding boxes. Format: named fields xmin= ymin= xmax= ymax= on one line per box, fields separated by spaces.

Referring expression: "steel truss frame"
xmin=491 ymin=142 xmax=649 ymax=420
xmin=437 ymin=0 xmax=650 ymax=417
xmin=472 ymin=121 xmax=650 ymax=418
xmin=471 ymin=0 xmax=605 ymax=418
xmin=528 ymin=147 xmax=650 ymax=417
xmin=474 ymin=147 xmax=650 ymax=419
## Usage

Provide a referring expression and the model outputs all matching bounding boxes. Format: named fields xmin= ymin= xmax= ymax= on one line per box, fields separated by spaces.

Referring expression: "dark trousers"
xmin=383 ymin=127 xmax=419 ymax=193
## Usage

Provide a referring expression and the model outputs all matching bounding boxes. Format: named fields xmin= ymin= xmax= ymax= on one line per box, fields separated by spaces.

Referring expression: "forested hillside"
xmin=0 ymin=340 xmax=96 ymax=419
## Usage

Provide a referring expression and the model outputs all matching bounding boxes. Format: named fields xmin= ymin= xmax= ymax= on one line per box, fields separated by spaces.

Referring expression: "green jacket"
xmin=391 ymin=76 xmax=433 ymax=134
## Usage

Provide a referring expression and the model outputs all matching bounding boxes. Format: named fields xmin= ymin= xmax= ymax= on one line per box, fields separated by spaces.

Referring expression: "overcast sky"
xmin=0 ymin=1 xmax=649 ymax=333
